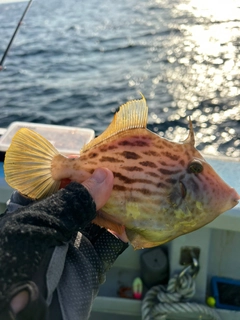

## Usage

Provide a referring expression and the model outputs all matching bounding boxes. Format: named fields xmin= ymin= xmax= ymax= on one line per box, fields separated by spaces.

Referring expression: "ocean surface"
xmin=0 ymin=0 xmax=239 ymax=158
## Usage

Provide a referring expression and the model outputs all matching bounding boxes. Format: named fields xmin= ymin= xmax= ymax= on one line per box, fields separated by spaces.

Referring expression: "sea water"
xmin=0 ymin=0 xmax=239 ymax=157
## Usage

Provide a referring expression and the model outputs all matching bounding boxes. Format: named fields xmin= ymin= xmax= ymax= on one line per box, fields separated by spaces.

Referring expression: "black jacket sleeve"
xmin=0 ymin=182 xmax=96 ymax=312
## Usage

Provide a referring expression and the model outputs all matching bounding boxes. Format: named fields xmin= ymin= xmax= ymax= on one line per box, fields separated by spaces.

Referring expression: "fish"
xmin=4 ymin=96 xmax=239 ymax=249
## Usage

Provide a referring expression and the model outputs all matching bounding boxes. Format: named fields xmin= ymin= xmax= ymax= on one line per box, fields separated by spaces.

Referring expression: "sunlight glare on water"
xmin=0 ymin=0 xmax=239 ymax=158
xmin=158 ymin=0 xmax=240 ymax=157
xmin=178 ymin=0 xmax=239 ymax=21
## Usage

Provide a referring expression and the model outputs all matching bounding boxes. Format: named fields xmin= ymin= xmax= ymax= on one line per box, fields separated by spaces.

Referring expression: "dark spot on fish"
xmin=118 ymin=140 xmax=149 ymax=147
xmin=157 ymin=182 xmax=167 ymax=188
xmin=100 ymin=156 xmax=124 ymax=163
xmin=100 ymin=145 xmax=118 ymax=152
xmin=89 ymin=152 xmax=98 ymax=159
xmin=114 ymin=172 xmax=133 ymax=184
xmin=143 ymin=151 xmax=160 ymax=156
xmin=139 ymin=161 xmax=157 ymax=168
xmin=121 ymin=151 xmax=141 ymax=160
xmin=118 ymin=140 xmax=135 ymax=146
xmin=88 ymin=169 xmax=94 ymax=174
xmin=158 ymin=168 xmax=181 ymax=175
xmin=153 ymin=143 xmax=164 ymax=150
xmin=135 ymin=140 xmax=149 ymax=147
xmin=99 ymin=146 xmax=108 ymax=152
xmin=108 ymin=145 xmax=118 ymax=150
xmin=146 ymin=172 xmax=160 ymax=178
xmin=161 ymin=140 xmax=170 ymax=147
xmin=159 ymin=161 xmax=168 ymax=166
xmin=87 ymin=161 xmax=98 ymax=165
xmin=158 ymin=161 xmax=179 ymax=167
xmin=162 ymin=152 xmax=180 ymax=161
xmin=165 ymin=178 xmax=177 ymax=184
xmin=180 ymin=159 xmax=185 ymax=166
xmin=134 ymin=188 xmax=151 ymax=196
xmin=114 ymin=172 xmax=154 ymax=185
xmin=113 ymin=185 xmax=127 ymax=191
xmin=73 ymin=163 xmax=82 ymax=170
xmin=129 ymin=196 xmax=147 ymax=203
xmin=122 ymin=166 xmax=143 ymax=172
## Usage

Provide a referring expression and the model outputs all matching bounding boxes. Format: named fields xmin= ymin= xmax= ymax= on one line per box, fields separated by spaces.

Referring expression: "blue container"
xmin=0 ymin=163 xmax=4 ymax=178
xmin=211 ymin=276 xmax=240 ymax=311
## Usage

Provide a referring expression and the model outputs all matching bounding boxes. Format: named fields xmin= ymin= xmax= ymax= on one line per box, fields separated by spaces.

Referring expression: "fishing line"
xmin=0 ymin=0 xmax=33 ymax=71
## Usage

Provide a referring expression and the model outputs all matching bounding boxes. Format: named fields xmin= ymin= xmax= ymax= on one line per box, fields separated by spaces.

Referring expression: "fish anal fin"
xmin=4 ymin=128 xmax=60 ymax=199
xmin=93 ymin=211 xmax=125 ymax=234
xmin=82 ymin=94 xmax=148 ymax=152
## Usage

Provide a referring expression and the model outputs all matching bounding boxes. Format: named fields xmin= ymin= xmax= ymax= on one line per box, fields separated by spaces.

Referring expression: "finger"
xmin=4 ymin=282 xmax=47 ymax=320
xmin=10 ymin=290 xmax=29 ymax=314
xmin=81 ymin=168 xmax=114 ymax=210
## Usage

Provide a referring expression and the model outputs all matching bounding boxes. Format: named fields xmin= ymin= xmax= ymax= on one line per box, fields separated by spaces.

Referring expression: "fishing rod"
xmin=0 ymin=0 xmax=33 ymax=71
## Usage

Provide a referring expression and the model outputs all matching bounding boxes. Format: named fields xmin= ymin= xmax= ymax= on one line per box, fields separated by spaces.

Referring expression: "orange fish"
xmin=4 ymin=96 xmax=239 ymax=249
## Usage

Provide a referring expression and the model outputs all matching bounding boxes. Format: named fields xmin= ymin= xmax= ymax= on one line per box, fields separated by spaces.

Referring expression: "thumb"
xmin=81 ymin=168 xmax=114 ymax=210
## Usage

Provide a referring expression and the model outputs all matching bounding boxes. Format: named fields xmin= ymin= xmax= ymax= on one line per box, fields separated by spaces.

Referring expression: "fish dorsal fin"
xmin=82 ymin=95 xmax=148 ymax=152
xmin=183 ymin=117 xmax=195 ymax=146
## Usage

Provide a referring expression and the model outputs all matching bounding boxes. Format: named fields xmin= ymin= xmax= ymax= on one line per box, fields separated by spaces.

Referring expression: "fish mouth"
xmin=180 ymin=181 xmax=187 ymax=199
xmin=231 ymin=189 xmax=240 ymax=206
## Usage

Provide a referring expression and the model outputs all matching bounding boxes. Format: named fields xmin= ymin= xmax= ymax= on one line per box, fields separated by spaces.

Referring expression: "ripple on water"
xmin=0 ymin=0 xmax=239 ymax=157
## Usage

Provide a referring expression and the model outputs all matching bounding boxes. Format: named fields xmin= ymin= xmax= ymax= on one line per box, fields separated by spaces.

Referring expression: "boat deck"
xmin=0 ymin=126 xmax=240 ymax=320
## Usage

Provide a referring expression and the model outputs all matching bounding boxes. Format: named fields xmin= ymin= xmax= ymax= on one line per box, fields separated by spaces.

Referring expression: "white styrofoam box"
xmin=0 ymin=122 xmax=95 ymax=155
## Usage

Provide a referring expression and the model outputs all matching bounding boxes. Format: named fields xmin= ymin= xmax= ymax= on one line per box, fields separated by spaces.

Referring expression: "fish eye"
xmin=187 ymin=160 xmax=203 ymax=174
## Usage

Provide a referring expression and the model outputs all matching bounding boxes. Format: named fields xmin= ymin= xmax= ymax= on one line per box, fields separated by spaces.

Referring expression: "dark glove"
xmin=82 ymin=223 xmax=129 ymax=276
xmin=0 ymin=182 xmax=97 ymax=318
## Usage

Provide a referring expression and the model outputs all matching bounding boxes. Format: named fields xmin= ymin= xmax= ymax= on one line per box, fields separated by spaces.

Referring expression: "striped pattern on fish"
xmin=4 ymin=96 xmax=239 ymax=249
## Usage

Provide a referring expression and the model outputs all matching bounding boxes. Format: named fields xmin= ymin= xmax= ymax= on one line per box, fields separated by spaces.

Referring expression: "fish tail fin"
xmin=4 ymin=128 xmax=61 ymax=199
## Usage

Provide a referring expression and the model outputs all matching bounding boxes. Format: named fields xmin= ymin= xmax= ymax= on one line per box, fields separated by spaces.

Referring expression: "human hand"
xmin=60 ymin=155 xmax=128 ymax=242
xmin=3 ymin=167 xmax=128 ymax=319
xmin=61 ymin=166 xmax=114 ymax=211
xmin=71 ymin=166 xmax=128 ymax=242
xmin=60 ymin=156 xmax=113 ymax=210
xmin=72 ymin=167 xmax=129 ymax=242
xmin=81 ymin=167 xmax=114 ymax=211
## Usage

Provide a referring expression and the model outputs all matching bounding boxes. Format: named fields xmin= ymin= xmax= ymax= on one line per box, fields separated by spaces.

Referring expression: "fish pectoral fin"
xmin=81 ymin=94 xmax=148 ymax=152
xmin=4 ymin=128 xmax=60 ymax=199
xmin=126 ymin=228 xmax=165 ymax=250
